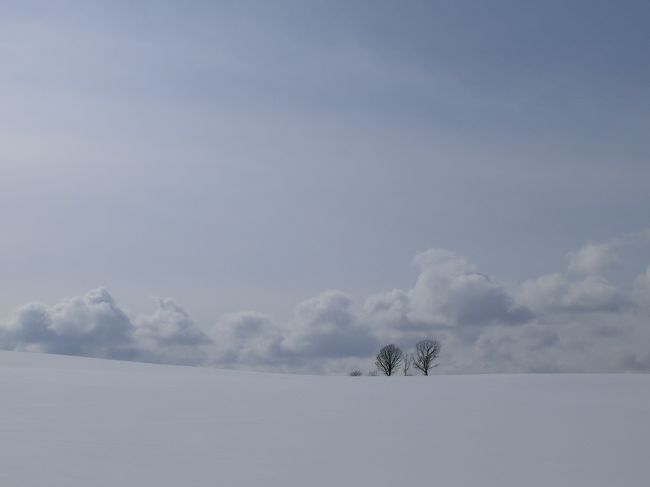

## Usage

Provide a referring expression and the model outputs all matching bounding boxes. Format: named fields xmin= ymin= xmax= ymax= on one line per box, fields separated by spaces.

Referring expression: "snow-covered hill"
xmin=1 ymin=351 xmax=648 ymax=487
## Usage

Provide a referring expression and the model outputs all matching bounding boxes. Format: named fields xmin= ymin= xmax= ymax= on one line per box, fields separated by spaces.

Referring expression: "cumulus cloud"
xmin=133 ymin=298 xmax=213 ymax=365
xmin=282 ymin=290 xmax=377 ymax=359
xmin=1 ymin=231 xmax=650 ymax=374
xmin=0 ymin=288 xmax=134 ymax=359
xmin=211 ymin=291 xmax=377 ymax=372
xmin=212 ymin=311 xmax=282 ymax=366
xmin=568 ymin=241 xmax=619 ymax=275
xmin=567 ymin=230 xmax=650 ymax=275
xmin=135 ymin=298 xmax=210 ymax=346
xmin=562 ymin=276 xmax=622 ymax=312
xmin=516 ymin=274 xmax=569 ymax=313
xmin=410 ymin=249 xmax=531 ymax=326
xmin=0 ymin=288 xmax=213 ymax=365
xmin=516 ymin=274 xmax=623 ymax=313
xmin=365 ymin=248 xmax=531 ymax=349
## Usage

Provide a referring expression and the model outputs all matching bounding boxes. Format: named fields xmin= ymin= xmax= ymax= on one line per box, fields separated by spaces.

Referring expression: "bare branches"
xmin=375 ymin=344 xmax=403 ymax=376
xmin=413 ymin=339 xmax=441 ymax=376
xmin=368 ymin=340 xmax=440 ymax=377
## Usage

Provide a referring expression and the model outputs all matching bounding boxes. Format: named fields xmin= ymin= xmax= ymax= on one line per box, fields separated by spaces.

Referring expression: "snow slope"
xmin=1 ymin=351 xmax=648 ymax=487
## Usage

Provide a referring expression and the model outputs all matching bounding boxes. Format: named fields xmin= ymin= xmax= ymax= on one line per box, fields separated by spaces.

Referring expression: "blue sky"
xmin=1 ymin=1 xmax=649 ymax=372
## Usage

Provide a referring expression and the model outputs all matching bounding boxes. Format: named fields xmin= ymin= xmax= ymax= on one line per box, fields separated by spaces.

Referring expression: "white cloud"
xmin=0 ymin=288 xmax=212 ymax=365
xmin=282 ymin=291 xmax=377 ymax=359
xmin=134 ymin=298 xmax=210 ymax=345
xmin=368 ymin=249 xmax=530 ymax=333
xmin=516 ymin=274 xmax=622 ymax=313
xmin=568 ymin=241 xmax=619 ymax=275
xmin=516 ymin=274 xmax=568 ymax=312
xmin=212 ymin=291 xmax=378 ymax=372
xmin=562 ymin=276 xmax=622 ymax=312
xmin=1 ymin=232 xmax=650 ymax=374
xmin=133 ymin=298 xmax=213 ymax=365
xmin=0 ymin=288 xmax=134 ymax=359
xmin=212 ymin=311 xmax=282 ymax=366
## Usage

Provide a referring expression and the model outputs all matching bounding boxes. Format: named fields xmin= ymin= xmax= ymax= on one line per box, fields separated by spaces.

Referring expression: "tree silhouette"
xmin=375 ymin=344 xmax=403 ymax=376
xmin=413 ymin=339 xmax=441 ymax=376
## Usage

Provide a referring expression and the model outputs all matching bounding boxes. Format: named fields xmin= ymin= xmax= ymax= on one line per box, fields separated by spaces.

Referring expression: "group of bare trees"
xmin=350 ymin=339 xmax=441 ymax=377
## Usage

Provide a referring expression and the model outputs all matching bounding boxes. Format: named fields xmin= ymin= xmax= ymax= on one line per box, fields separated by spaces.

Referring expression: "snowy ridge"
xmin=1 ymin=351 xmax=648 ymax=487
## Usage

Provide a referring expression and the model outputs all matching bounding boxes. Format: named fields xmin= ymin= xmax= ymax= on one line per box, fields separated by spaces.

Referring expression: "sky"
xmin=1 ymin=0 xmax=649 ymax=373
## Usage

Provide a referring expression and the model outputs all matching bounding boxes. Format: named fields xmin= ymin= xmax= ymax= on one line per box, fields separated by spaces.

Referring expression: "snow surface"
xmin=1 ymin=351 xmax=648 ymax=487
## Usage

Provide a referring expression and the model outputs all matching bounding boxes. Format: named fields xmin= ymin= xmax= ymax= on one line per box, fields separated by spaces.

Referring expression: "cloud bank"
xmin=0 ymin=289 xmax=212 ymax=366
xmin=2 ymin=231 xmax=650 ymax=374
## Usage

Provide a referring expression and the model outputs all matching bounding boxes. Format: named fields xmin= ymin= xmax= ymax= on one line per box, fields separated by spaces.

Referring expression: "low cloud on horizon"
xmin=2 ymin=230 xmax=649 ymax=375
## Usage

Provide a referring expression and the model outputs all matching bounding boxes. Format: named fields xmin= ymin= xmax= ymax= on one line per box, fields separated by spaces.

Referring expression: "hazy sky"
xmin=1 ymin=1 xmax=649 ymax=373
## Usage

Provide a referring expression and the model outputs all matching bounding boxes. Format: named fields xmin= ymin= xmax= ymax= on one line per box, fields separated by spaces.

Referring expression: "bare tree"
xmin=349 ymin=370 xmax=363 ymax=376
xmin=413 ymin=339 xmax=441 ymax=376
xmin=367 ymin=370 xmax=378 ymax=376
xmin=375 ymin=344 xmax=403 ymax=376
xmin=403 ymin=354 xmax=413 ymax=376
